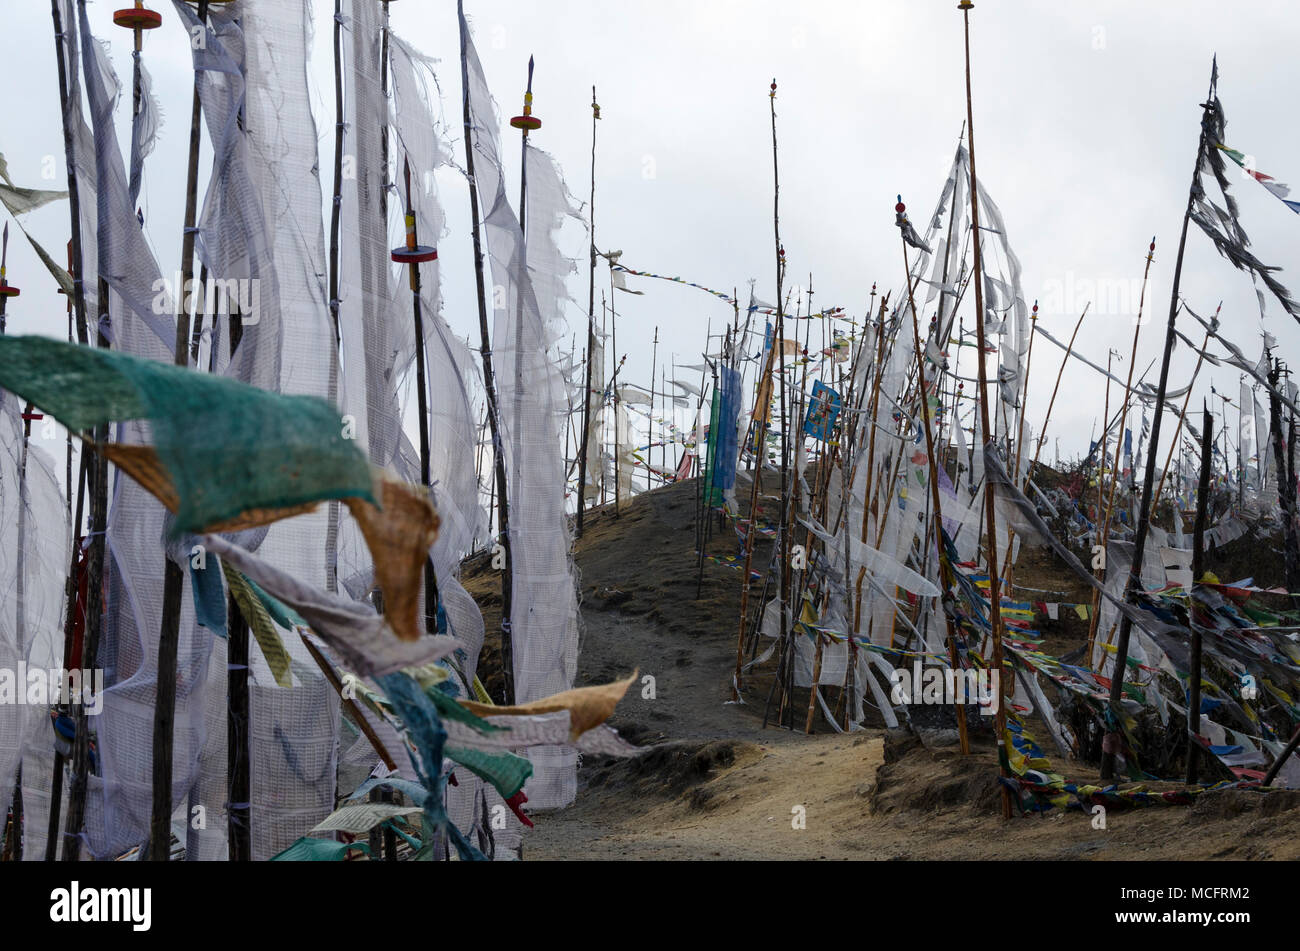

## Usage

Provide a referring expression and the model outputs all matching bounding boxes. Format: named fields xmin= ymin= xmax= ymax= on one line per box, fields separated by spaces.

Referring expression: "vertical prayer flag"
xmin=803 ymin=380 xmax=842 ymax=442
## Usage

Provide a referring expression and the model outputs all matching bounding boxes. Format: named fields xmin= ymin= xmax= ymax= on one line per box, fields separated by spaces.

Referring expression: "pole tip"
xmin=958 ymin=0 xmax=973 ymax=8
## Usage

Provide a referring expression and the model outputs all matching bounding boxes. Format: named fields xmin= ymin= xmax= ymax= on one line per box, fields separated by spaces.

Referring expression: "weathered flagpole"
xmin=324 ymin=0 xmax=346 ymax=596
xmin=576 ymin=87 xmax=599 ymax=537
xmin=958 ymin=0 xmax=1011 ymax=816
xmin=732 ymin=306 xmax=780 ymax=700
xmin=1100 ymin=60 xmax=1218 ymax=781
xmin=0 ymin=225 xmax=16 ymax=334
xmin=1028 ymin=303 xmax=1090 ymax=478
xmin=458 ymin=1 xmax=514 ymax=703
xmin=1152 ymin=306 xmax=1219 ymax=509
xmin=499 ymin=54 xmax=541 ymax=703
xmin=148 ymin=0 xmax=210 ymax=861
xmin=1087 ymin=240 xmax=1155 ymax=654
xmin=900 ymin=203 xmax=971 ymax=754
xmin=60 ymin=0 xmax=122 ymax=862
xmin=1186 ymin=404 xmax=1212 ymax=784
xmin=0 ymin=231 xmax=26 ymax=860
xmin=998 ymin=299 xmax=1039 ymax=584
xmin=393 ymin=156 xmax=441 ymax=629
xmin=46 ymin=0 xmax=95 ymax=860
xmin=763 ymin=77 xmax=795 ymax=729
xmin=379 ymin=0 xmax=391 ymax=224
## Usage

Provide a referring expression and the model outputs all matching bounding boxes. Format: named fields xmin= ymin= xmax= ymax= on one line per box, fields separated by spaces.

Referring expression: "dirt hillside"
xmin=461 ymin=475 xmax=1300 ymax=860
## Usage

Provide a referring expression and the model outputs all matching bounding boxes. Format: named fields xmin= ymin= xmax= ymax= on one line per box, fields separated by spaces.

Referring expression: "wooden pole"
xmin=298 ymin=633 xmax=396 ymax=772
xmin=226 ymin=590 xmax=251 ymax=860
xmin=1153 ymin=315 xmax=1215 ymax=509
xmin=1088 ymin=241 xmax=1156 ymax=653
xmin=149 ymin=0 xmax=209 ymax=861
xmin=1186 ymin=405 xmax=1212 ymax=785
xmin=379 ymin=0 xmax=391 ymax=225
xmin=64 ymin=279 xmax=111 ymax=862
xmin=1010 ymin=302 xmax=1039 ymax=488
xmin=1101 ymin=61 xmax=1217 ymax=781
xmin=958 ymin=1 xmax=1010 ymax=816
xmin=46 ymin=241 xmax=83 ymax=855
xmin=1269 ymin=360 xmax=1300 ymax=591
xmin=1085 ymin=349 xmax=1117 ymax=661
xmin=57 ymin=0 xmax=112 ymax=861
xmin=576 ymin=87 xmax=598 ymax=536
xmin=459 ymin=1 xmax=513 ymax=703
xmin=1028 ymin=304 xmax=1090 ymax=480
xmin=1 ymin=280 xmax=32 ymax=857
xmin=901 ymin=219 xmax=970 ymax=754
xmin=996 ymin=300 xmax=1043 ymax=591
xmin=325 ymin=0 xmax=345 ymax=596
xmin=763 ymin=77 xmax=795 ymax=730
xmin=398 ymin=157 xmax=441 ymax=630
xmin=649 ymin=325 xmax=658 ymax=490
xmin=611 ymin=267 xmax=621 ymax=516
xmin=844 ymin=294 xmax=890 ymax=724
xmin=50 ymin=1 xmax=91 ymax=347
xmin=731 ymin=316 xmax=779 ymax=701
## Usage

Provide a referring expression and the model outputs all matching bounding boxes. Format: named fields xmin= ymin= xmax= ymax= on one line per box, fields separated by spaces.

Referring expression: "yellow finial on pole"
xmin=510 ymin=56 xmax=542 ymax=133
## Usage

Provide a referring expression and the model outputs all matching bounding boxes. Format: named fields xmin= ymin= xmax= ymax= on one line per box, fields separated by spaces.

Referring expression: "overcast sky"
xmin=3 ymin=1 xmax=1299 ymax=469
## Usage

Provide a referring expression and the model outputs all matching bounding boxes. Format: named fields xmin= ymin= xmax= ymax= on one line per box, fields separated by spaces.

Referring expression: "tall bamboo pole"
xmin=610 ymin=266 xmax=621 ymax=516
xmin=845 ymin=293 xmax=890 ymax=724
xmin=148 ymin=0 xmax=209 ymax=861
xmin=1028 ymin=304 xmax=1090 ymax=478
xmin=1084 ymin=349 xmax=1116 ymax=663
xmin=1153 ymin=309 xmax=1218 ymax=510
xmin=1186 ymin=405 xmax=1212 ymax=785
xmin=1269 ymin=360 xmax=1300 ymax=591
xmin=576 ymin=87 xmax=599 ymax=536
xmin=1101 ymin=61 xmax=1218 ymax=781
xmin=1087 ymin=241 xmax=1155 ymax=654
xmin=998 ymin=301 xmax=1040 ymax=584
xmin=649 ymin=325 xmax=658 ymax=490
xmin=731 ymin=319 xmax=779 ymax=701
xmin=458 ymin=1 xmax=513 ymax=703
xmin=46 ymin=3 xmax=94 ymax=852
xmin=901 ymin=214 xmax=970 ymax=754
xmin=0 ymin=239 xmax=29 ymax=859
xmin=762 ymin=77 xmax=793 ymax=729
xmin=57 ymin=0 xmax=114 ymax=862
xmin=379 ymin=0 xmax=391 ymax=225
xmin=958 ymin=0 xmax=1010 ymax=816
xmin=397 ymin=157 xmax=440 ymax=631
xmin=325 ymin=0 xmax=345 ymax=595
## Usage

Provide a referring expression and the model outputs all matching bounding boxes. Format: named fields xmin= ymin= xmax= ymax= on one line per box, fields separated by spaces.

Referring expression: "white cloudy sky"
xmin=3 ymin=0 xmax=1299 ymax=470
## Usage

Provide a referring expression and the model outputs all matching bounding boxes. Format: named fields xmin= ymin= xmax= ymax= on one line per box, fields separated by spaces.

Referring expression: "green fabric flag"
xmin=445 ymin=745 xmax=533 ymax=800
xmin=0 ymin=335 xmax=374 ymax=532
xmin=271 ymin=836 xmax=370 ymax=862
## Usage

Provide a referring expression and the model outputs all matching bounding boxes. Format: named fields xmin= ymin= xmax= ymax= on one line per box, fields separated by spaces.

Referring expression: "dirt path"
xmin=464 ymin=477 xmax=1300 ymax=861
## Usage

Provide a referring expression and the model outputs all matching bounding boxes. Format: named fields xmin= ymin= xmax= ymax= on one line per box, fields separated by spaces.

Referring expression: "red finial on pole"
xmin=113 ymin=1 xmax=162 ymax=51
